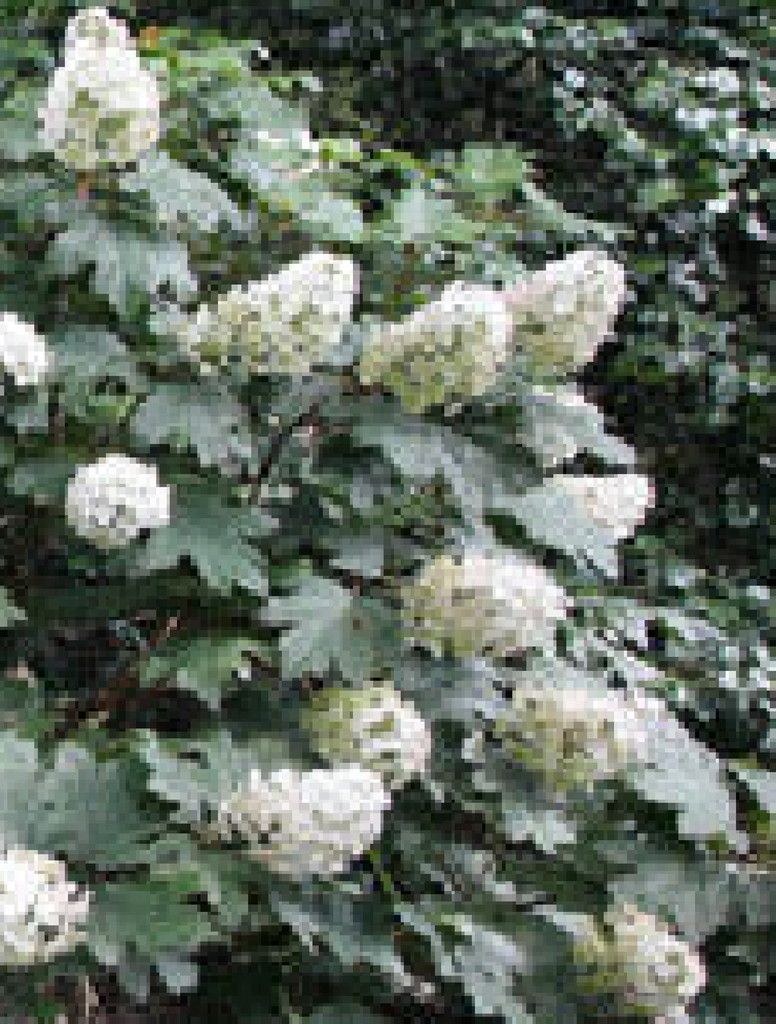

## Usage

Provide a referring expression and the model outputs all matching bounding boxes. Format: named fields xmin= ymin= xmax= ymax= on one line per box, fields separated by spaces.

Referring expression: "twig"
xmin=48 ymin=614 xmax=181 ymax=742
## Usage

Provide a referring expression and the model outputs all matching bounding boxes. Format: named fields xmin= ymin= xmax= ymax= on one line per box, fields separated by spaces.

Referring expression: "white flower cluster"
xmin=218 ymin=764 xmax=390 ymax=879
xmin=574 ymin=903 xmax=706 ymax=1022
xmin=495 ymin=683 xmax=653 ymax=792
xmin=306 ymin=683 xmax=431 ymax=790
xmin=358 ymin=281 xmax=512 ymax=412
xmin=506 ymin=249 xmax=627 ymax=376
xmin=65 ymin=454 xmax=171 ymax=550
xmin=538 ymin=473 xmax=654 ymax=542
xmin=0 ymin=847 xmax=90 ymax=967
xmin=0 ymin=312 xmax=49 ymax=387
xmin=39 ymin=6 xmax=161 ymax=171
xmin=403 ymin=547 xmax=568 ymax=659
xmin=180 ymin=252 xmax=357 ymax=376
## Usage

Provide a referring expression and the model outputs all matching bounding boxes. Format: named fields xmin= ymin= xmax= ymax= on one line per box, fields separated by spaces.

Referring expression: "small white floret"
xmin=0 ymin=847 xmax=90 ymax=967
xmin=574 ymin=903 xmax=706 ymax=1021
xmin=496 ymin=682 xmax=654 ymax=791
xmin=506 ymin=249 xmax=627 ymax=376
xmin=181 ymin=252 xmax=357 ymax=376
xmin=0 ymin=313 xmax=49 ymax=387
xmin=39 ymin=7 xmax=160 ymax=170
xmin=218 ymin=764 xmax=390 ymax=879
xmin=402 ymin=547 xmax=568 ymax=659
xmin=306 ymin=683 xmax=431 ymax=789
xmin=65 ymin=453 xmax=171 ymax=549
xmin=359 ymin=280 xmax=512 ymax=412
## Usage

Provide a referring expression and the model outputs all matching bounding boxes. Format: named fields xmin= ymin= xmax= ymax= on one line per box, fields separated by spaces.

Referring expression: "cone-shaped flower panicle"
xmin=66 ymin=454 xmax=170 ymax=550
xmin=506 ymin=249 xmax=627 ymax=376
xmin=180 ymin=252 xmax=358 ymax=376
xmin=305 ymin=683 xmax=431 ymax=790
xmin=0 ymin=847 xmax=90 ymax=967
xmin=0 ymin=313 xmax=49 ymax=387
xmin=358 ymin=280 xmax=512 ymax=412
xmin=402 ymin=547 xmax=568 ymax=659
xmin=39 ymin=6 xmax=161 ymax=170
xmin=218 ymin=765 xmax=390 ymax=879
xmin=574 ymin=903 xmax=706 ymax=1022
xmin=540 ymin=473 xmax=654 ymax=542
xmin=495 ymin=682 xmax=655 ymax=792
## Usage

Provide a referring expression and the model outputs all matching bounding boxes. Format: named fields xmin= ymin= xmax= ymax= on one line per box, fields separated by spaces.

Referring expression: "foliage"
xmin=0 ymin=7 xmax=772 ymax=1024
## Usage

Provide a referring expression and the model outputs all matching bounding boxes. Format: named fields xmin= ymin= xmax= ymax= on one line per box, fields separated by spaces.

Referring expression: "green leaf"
xmin=88 ymin=876 xmax=215 ymax=995
xmin=273 ymin=881 xmax=407 ymax=984
xmin=518 ymin=385 xmax=636 ymax=470
xmin=264 ymin=576 xmax=399 ymax=681
xmin=8 ymin=451 xmax=81 ymax=506
xmin=329 ymin=535 xmax=385 ymax=579
xmin=289 ymin=182 xmax=364 ymax=244
xmin=444 ymin=917 xmax=535 ymax=1024
xmin=140 ymin=632 xmax=268 ymax=709
xmin=0 ymin=586 xmax=25 ymax=628
xmin=168 ymin=842 xmax=262 ymax=932
xmin=5 ymin=390 xmax=49 ymax=436
xmin=0 ymin=669 xmax=48 ymax=736
xmin=47 ymin=214 xmax=197 ymax=317
xmin=632 ymin=710 xmax=741 ymax=848
xmin=0 ymin=172 xmax=80 ymax=231
xmin=0 ymin=84 xmax=44 ymax=162
xmin=608 ymin=854 xmax=733 ymax=944
xmin=232 ymin=148 xmax=364 ymax=243
xmin=118 ymin=151 xmax=246 ymax=233
xmin=453 ymin=144 xmax=532 ymax=207
xmin=49 ymin=328 xmax=140 ymax=388
xmin=129 ymin=481 xmax=271 ymax=596
xmin=0 ymin=735 xmax=158 ymax=868
xmin=138 ymin=729 xmax=290 ymax=828
xmin=497 ymin=478 xmax=623 ymax=577
xmin=48 ymin=327 xmax=144 ymax=424
xmin=131 ymin=383 xmax=255 ymax=470
xmin=351 ymin=396 xmax=524 ymax=527
xmin=0 ymin=731 xmax=39 ymax=837
xmin=375 ymin=184 xmax=483 ymax=247
xmin=225 ymin=82 xmax=364 ymax=243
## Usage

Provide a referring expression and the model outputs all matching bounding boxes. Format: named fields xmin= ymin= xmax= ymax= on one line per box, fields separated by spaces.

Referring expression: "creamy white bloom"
xmin=536 ymin=473 xmax=654 ymax=542
xmin=358 ymin=280 xmax=512 ymax=412
xmin=0 ymin=848 xmax=90 ymax=967
xmin=574 ymin=903 xmax=706 ymax=1022
xmin=403 ymin=547 xmax=568 ymax=659
xmin=495 ymin=683 xmax=653 ymax=791
xmin=180 ymin=252 xmax=357 ymax=375
xmin=218 ymin=765 xmax=389 ymax=879
xmin=63 ymin=6 xmax=133 ymax=51
xmin=65 ymin=454 xmax=170 ymax=549
xmin=0 ymin=313 xmax=49 ymax=386
xmin=306 ymin=683 xmax=431 ymax=790
xmin=39 ymin=7 xmax=160 ymax=170
xmin=506 ymin=249 xmax=627 ymax=375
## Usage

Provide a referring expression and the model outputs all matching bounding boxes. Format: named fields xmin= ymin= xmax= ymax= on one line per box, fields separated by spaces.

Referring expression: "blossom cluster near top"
xmin=38 ymin=5 xmax=160 ymax=171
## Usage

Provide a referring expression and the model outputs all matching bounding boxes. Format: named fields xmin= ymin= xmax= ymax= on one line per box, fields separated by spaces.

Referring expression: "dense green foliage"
xmin=0 ymin=4 xmax=772 ymax=1023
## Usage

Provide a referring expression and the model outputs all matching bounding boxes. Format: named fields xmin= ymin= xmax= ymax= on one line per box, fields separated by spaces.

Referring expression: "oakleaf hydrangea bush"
xmin=0 ymin=7 xmax=772 ymax=1023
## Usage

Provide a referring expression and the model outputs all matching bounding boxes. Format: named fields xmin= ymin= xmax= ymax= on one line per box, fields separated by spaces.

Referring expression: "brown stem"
xmin=48 ymin=614 xmax=182 ymax=742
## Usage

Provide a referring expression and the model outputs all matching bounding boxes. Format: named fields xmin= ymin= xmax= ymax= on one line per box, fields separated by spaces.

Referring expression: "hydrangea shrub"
xmin=0 ymin=8 xmax=772 ymax=1024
